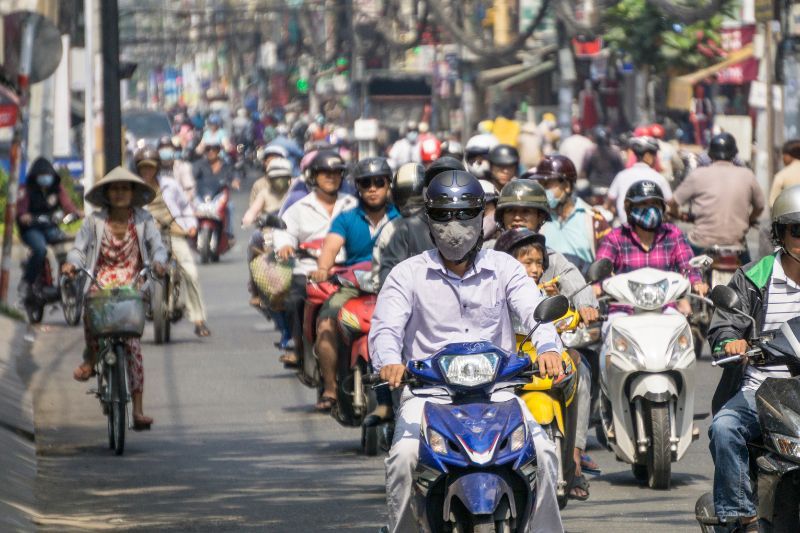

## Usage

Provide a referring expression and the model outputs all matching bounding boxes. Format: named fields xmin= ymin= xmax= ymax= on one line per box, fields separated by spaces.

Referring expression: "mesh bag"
xmin=250 ymin=254 xmax=293 ymax=306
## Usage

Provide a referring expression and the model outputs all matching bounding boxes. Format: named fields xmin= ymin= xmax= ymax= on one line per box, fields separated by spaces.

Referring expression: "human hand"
xmin=188 ymin=227 xmax=197 ymax=239
xmin=231 ymin=178 xmax=241 ymax=191
xmin=537 ymin=350 xmax=563 ymax=378
xmin=380 ymin=364 xmax=406 ymax=390
xmin=309 ymin=268 xmax=329 ymax=283
xmin=61 ymin=262 xmax=77 ymax=277
xmin=693 ymin=281 xmax=709 ymax=297
xmin=539 ymin=278 xmax=560 ymax=296
xmin=276 ymin=246 xmax=295 ymax=261
xmin=722 ymin=339 xmax=749 ymax=364
xmin=578 ymin=307 xmax=600 ymax=324
xmin=19 ymin=213 xmax=32 ymax=225
xmin=593 ymin=284 xmax=603 ymax=297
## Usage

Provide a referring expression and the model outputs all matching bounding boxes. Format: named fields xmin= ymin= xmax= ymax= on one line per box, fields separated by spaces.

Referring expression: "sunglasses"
xmin=356 ymin=176 xmax=388 ymax=189
xmin=789 ymin=224 xmax=800 ymax=238
xmin=427 ymin=208 xmax=482 ymax=222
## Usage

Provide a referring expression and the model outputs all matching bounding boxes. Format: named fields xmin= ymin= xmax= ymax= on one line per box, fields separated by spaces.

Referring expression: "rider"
xmin=533 ymin=155 xmax=611 ymax=273
xmin=17 ymin=157 xmax=82 ymax=296
xmin=242 ymin=157 xmax=293 ymax=226
xmin=369 ymin=170 xmax=564 ymax=532
xmin=309 ymin=157 xmax=400 ymax=411
xmin=768 ymin=139 xmax=800 ymax=206
xmin=706 ymin=186 xmax=800 ymax=532
xmin=388 ymin=121 xmax=420 ymax=167
xmin=249 ymin=145 xmax=290 ymax=207
xmin=192 ymin=139 xmax=240 ymax=241
xmin=487 ymin=144 xmax=520 ymax=190
xmin=197 ymin=113 xmax=231 ymax=154
xmin=606 ymin=136 xmax=673 ymax=225
xmin=463 ymin=133 xmax=498 ymax=180
xmin=273 ymin=151 xmax=357 ymax=367
xmin=668 ymin=132 xmax=764 ymax=264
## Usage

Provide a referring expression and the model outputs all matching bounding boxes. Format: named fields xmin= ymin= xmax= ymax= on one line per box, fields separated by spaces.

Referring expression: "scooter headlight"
xmin=668 ymin=325 xmax=693 ymax=366
xmin=510 ymin=425 xmax=526 ymax=452
xmin=428 ymin=428 xmax=448 ymax=455
xmin=628 ymin=279 xmax=669 ymax=310
xmin=770 ymin=433 xmax=800 ymax=460
xmin=438 ymin=353 xmax=499 ymax=388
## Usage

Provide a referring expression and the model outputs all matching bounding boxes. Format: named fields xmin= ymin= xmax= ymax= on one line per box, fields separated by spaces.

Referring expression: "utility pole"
xmin=101 ymin=0 xmax=123 ymax=171
xmin=84 ymin=0 xmax=95 ymax=194
xmin=765 ymin=19 xmax=775 ymax=182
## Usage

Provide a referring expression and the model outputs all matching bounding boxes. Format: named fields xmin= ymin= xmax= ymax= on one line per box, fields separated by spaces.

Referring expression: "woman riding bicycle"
xmin=62 ymin=167 xmax=166 ymax=430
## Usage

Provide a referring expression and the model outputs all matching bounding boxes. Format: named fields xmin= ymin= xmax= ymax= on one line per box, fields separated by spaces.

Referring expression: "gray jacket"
xmin=544 ymin=249 xmax=597 ymax=309
xmin=378 ymin=213 xmax=435 ymax=289
xmin=67 ymin=207 xmax=167 ymax=292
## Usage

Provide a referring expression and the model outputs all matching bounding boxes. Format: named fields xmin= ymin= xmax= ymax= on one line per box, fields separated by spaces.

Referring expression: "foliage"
xmin=602 ymin=0 xmax=737 ymax=73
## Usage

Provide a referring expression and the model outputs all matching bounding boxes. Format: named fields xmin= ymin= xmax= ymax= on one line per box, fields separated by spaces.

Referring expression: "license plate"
xmin=711 ymin=269 xmax=734 ymax=288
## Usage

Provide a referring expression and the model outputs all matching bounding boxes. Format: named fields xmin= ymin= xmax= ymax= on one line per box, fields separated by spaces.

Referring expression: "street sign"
xmin=0 ymin=105 xmax=17 ymax=128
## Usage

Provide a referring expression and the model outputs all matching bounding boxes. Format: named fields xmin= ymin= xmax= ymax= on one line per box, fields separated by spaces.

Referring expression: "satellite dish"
xmin=3 ymin=11 xmax=63 ymax=85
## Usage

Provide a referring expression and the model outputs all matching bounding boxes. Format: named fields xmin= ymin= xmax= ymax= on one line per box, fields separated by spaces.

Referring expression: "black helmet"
xmin=629 ymin=136 xmax=659 ymax=159
xmin=495 ymin=179 xmax=551 ymax=224
xmin=625 ymin=180 xmax=665 ymax=204
xmin=489 ymin=144 xmax=520 ymax=167
xmin=424 ymin=170 xmax=485 ymax=211
xmin=423 ymin=156 xmax=466 ymax=186
xmin=392 ymin=163 xmax=425 ymax=216
xmin=494 ymin=228 xmax=549 ymax=270
xmin=307 ymin=150 xmax=346 ymax=188
xmin=353 ymin=157 xmax=392 ymax=181
xmin=708 ymin=132 xmax=738 ymax=161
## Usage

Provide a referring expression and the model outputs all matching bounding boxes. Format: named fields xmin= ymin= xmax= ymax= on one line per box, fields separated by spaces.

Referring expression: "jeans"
xmin=21 ymin=225 xmax=64 ymax=284
xmin=709 ymin=389 xmax=760 ymax=519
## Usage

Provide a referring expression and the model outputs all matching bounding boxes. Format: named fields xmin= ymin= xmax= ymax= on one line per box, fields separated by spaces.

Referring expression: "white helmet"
xmin=266 ymin=157 xmax=293 ymax=179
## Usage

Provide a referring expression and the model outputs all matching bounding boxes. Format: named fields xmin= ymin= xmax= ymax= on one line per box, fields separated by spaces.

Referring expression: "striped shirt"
xmin=743 ymin=253 xmax=798 ymax=390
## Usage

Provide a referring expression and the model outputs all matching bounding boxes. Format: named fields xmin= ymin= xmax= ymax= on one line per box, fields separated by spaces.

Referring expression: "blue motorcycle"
xmin=375 ymin=296 xmax=568 ymax=533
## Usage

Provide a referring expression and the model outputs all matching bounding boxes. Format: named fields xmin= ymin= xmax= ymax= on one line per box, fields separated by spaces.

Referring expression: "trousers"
xmin=170 ymin=236 xmax=206 ymax=322
xmin=386 ymin=388 xmax=564 ymax=533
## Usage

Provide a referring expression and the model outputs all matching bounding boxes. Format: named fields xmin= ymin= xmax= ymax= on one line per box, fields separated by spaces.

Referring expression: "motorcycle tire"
xmin=111 ymin=343 xmax=127 ymax=456
xmin=198 ymin=227 xmax=212 ymax=264
xmin=362 ymin=425 xmax=379 ymax=457
xmin=471 ymin=517 xmax=497 ymax=533
xmin=594 ymin=424 xmax=609 ymax=450
xmin=646 ymin=401 xmax=672 ymax=490
xmin=61 ymin=277 xmax=83 ymax=326
xmin=152 ymin=277 xmax=169 ymax=345
xmin=25 ymin=299 xmax=44 ymax=324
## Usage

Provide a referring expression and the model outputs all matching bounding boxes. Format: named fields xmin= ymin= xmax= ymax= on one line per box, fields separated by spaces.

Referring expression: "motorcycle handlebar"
xmin=711 ymin=348 xmax=762 ymax=367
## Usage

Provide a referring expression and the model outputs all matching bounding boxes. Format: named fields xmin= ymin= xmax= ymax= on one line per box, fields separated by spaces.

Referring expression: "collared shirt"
xmin=607 ymin=163 xmax=674 ymax=224
xmin=158 ymin=173 xmax=197 ymax=234
xmin=770 ymin=160 xmax=800 ymax=206
xmin=596 ymin=222 xmax=699 ymax=284
xmin=541 ymin=197 xmax=595 ymax=264
xmin=274 ymin=191 xmax=357 ymax=275
xmin=330 ymin=204 xmax=401 ymax=265
xmin=369 ymin=249 xmax=562 ymax=371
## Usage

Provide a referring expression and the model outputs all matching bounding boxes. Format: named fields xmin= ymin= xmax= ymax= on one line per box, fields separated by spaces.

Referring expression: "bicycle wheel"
xmin=105 ymin=363 xmax=115 ymax=450
xmin=111 ymin=343 xmax=127 ymax=456
xmin=152 ymin=277 xmax=168 ymax=345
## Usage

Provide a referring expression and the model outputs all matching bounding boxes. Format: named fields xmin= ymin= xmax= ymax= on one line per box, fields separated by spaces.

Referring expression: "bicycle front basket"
xmin=86 ymin=286 xmax=145 ymax=338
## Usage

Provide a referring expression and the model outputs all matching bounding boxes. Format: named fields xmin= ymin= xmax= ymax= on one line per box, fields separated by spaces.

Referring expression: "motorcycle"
xmin=696 ymin=284 xmax=800 ymax=532
xmin=194 ymin=185 xmax=231 ymax=264
xmin=148 ymin=226 xmax=183 ymax=344
xmin=598 ymin=267 xmax=701 ymax=489
xmin=20 ymin=212 xmax=83 ymax=325
xmin=369 ymin=295 xmax=570 ymax=532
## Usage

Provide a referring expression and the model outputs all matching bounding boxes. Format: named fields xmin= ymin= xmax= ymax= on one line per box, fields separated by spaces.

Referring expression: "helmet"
xmin=494 ymin=228 xmax=549 ymax=270
xmin=771 ymin=186 xmax=800 ymax=244
xmin=207 ymin=114 xmax=222 ymax=127
xmin=535 ymin=155 xmax=578 ymax=183
xmin=157 ymin=135 xmax=176 ymax=149
xmin=633 ymin=125 xmax=651 ymax=137
xmin=418 ymin=121 xmax=430 ymax=134
xmin=625 ymin=180 xmax=665 ymax=204
xmin=650 ymin=124 xmax=665 ymax=139
xmin=441 ymin=140 xmax=464 ymax=160
xmin=480 ymin=179 xmax=499 ymax=204
xmin=419 ymin=136 xmax=442 ymax=163
xmin=629 ymin=136 xmax=659 ymax=158
xmin=592 ymin=126 xmax=610 ymax=145
xmin=392 ymin=163 xmax=426 ymax=216
xmin=307 ymin=150 xmax=346 ymax=187
xmin=495 ymin=180 xmax=551 ymax=224
xmin=424 ymin=156 xmax=466 ymax=186
xmin=133 ymin=147 xmax=160 ymax=169
xmin=266 ymin=157 xmax=293 ymax=179
xmin=353 ymin=157 xmax=392 ymax=181
xmin=465 ymin=134 xmax=498 ymax=159
xmin=488 ymin=144 xmax=520 ymax=167
xmin=260 ymin=144 xmax=289 ymax=160
xmin=424 ymin=170 xmax=485 ymax=211
xmin=708 ymin=133 xmax=738 ymax=161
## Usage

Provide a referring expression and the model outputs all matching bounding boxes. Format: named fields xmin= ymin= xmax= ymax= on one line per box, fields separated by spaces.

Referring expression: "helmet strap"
xmin=783 ymin=246 xmax=800 ymax=265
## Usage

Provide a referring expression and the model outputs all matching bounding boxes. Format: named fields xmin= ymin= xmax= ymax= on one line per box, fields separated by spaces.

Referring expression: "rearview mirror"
xmin=533 ymin=295 xmax=570 ymax=323
xmin=709 ymin=285 xmax=741 ymax=312
xmin=586 ymin=258 xmax=613 ymax=283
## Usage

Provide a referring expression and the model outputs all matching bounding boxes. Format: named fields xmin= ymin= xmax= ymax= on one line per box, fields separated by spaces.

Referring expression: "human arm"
xmin=272 ymin=208 xmax=300 ymax=259
xmin=310 ymin=232 xmax=346 ymax=282
xmin=707 ymin=268 xmax=757 ymax=355
xmin=379 ymin=220 xmax=411 ymax=288
xmin=142 ymin=212 xmax=168 ymax=269
xmin=368 ymin=264 xmax=414 ymax=381
xmin=65 ymin=214 xmax=95 ymax=272
xmin=242 ymin=194 xmax=266 ymax=227
xmin=548 ymin=251 xmax=598 ymax=309
xmin=15 ymin=188 xmax=32 ymax=226
xmin=670 ymin=225 xmax=703 ymax=288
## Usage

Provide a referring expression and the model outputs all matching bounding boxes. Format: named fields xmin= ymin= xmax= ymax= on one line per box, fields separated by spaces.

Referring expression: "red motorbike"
xmin=194 ymin=186 xmax=231 ymax=264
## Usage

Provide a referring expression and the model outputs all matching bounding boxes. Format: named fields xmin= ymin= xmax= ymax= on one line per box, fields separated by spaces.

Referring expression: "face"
xmin=502 ymin=207 xmax=547 ymax=231
xmin=206 ymin=146 xmax=220 ymax=162
xmin=541 ymin=178 xmax=570 ymax=199
xmin=106 ymin=182 xmax=133 ymax=209
xmin=315 ymin=169 xmax=343 ymax=195
xmin=137 ymin=164 xmax=158 ymax=184
xmin=784 ymin=225 xmax=800 ymax=256
xmin=356 ymin=175 xmax=390 ymax=209
xmin=491 ymin=164 xmax=516 ymax=186
xmin=516 ymin=248 xmax=545 ymax=283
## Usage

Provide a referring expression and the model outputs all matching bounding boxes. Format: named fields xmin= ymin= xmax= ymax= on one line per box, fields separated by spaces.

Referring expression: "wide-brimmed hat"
xmin=85 ymin=166 xmax=156 ymax=207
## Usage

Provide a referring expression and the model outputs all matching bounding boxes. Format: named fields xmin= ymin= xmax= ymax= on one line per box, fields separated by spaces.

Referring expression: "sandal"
xmin=315 ymin=395 xmax=337 ymax=412
xmin=580 ymin=453 xmax=602 ymax=475
xmin=568 ymin=474 xmax=590 ymax=501
xmin=132 ymin=414 xmax=153 ymax=431
xmin=279 ymin=353 xmax=299 ymax=367
xmin=194 ymin=323 xmax=211 ymax=337
xmin=73 ymin=363 xmax=95 ymax=382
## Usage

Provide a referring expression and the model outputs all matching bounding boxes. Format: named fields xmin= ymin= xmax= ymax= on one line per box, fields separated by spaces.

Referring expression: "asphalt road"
xmin=27 ymin=189 xmax=719 ymax=532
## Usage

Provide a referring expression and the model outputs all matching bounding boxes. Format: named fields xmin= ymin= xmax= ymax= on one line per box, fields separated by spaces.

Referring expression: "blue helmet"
xmin=207 ymin=114 xmax=222 ymax=127
xmin=424 ymin=170 xmax=485 ymax=211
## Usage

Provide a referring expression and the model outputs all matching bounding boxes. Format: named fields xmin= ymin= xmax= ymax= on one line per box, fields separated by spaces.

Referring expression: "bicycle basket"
xmin=86 ymin=286 xmax=145 ymax=337
xmin=250 ymin=255 xmax=292 ymax=302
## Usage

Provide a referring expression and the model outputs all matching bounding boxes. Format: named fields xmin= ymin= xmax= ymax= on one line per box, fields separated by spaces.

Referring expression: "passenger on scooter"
xmin=242 ymin=157 xmax=293 ymax=226
xmin=17 ymin=157 xmax=83 ymax=297
xmin=309 ymin=157 xmax=400 ymax=412
xmin=273 ymin=151 xmax=357 ymax=367
xmin=134 ymin=147 xmax=211 ymax=338
xmin=706 ymin=186 xmax=800 ymax=532
xmin=248 ymin=145 xmax=290 ymax=207
xmin=487 ymin=144 xmax=520 ymax=190
xmin=369 ymin=170 xmax=565 ymax=533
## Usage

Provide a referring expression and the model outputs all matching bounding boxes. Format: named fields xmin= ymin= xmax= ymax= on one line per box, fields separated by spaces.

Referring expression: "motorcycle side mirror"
xmin=689 ymin=254 xmax=714 ymax=270
xmin=534 ymin=295 xmax=570 ymax=323
xmin=586 ymin=258 xmax=613 ymax=283
xmin=709 ymin=285 xmax=741 ymax=312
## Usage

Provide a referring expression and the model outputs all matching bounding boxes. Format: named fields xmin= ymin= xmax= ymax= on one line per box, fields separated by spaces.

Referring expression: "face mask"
xmin=406 ymin=131 xmax=419 ymax=143
xmin=545 ymin=189 xmax=563 ymax=210
xmin=159 ymin=149 xmax=175 ymax=161
xmin=467 ymin=160 xmax=490 ymax=178
xmin=629 ymin=206 xmax=663 ymax=230
xmin=270 ymin=177 xmax=290 ymax=193
xmin=428 ymin=216 xmax=482 ymax=263
xmin=36 ymin=174 xmax=55 ymax=188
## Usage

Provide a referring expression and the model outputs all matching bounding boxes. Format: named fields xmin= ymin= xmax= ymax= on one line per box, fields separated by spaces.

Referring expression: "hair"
xmin=510 ymin=242 xmax=546 ymax=261
xmin=782 ymin=139 xmax=800 ymax=160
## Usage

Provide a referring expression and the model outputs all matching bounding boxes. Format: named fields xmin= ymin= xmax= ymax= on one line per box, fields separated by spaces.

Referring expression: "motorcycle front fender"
xmin=349 ymin=335 xmax=369 ymax=368
xmin=757 ymin=451 xmax=800 ymax=523
xmin=522 ymin=391 xmax=564 ymax=435
xmin=443 ymin=472 xmax=516 ymax=521
xmin=628 ymin=373 xmax=678 ymax=403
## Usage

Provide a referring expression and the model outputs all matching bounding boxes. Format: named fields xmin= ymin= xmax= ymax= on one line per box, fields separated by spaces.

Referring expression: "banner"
xmin=717 ymin=25 xmax=759 ymax=84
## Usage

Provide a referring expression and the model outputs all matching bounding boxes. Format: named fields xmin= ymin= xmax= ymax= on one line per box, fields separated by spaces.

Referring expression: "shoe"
xmin=132 ymin=414 xmax=153 ymax=431
xmin=363 ymin=404 xmax=393 ymax=427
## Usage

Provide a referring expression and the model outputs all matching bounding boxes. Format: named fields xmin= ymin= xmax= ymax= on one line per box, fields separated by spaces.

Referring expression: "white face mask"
xmin=429 ymin=216 xmax=483 ymax=263
xmin=467 ymin=160 xmax=490 ymax=178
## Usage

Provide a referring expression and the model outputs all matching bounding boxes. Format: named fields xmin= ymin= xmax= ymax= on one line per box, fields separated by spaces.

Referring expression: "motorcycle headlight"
xmin=428 ymin=428 xmax=448 ymax=455
xmin=770 ymin=433 xmax=800 ymax=460
xmin=627 ymin=279 xmax=669 ymax=310
xmin=438 ymin=353 xmax=500 ymax=388
xmin=669 ymin=325 xmax=693 ymax=366
xmin=510 ymin=425 xmax=526 ymax=452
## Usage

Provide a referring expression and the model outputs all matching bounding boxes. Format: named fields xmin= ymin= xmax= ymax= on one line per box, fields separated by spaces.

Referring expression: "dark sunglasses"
xmin=789 ymin=224 xmax=800 ymax=238
xmin=427 ymin=208 xmax=482 ymax=222
xmin=356 ymin=176 xmax=388 ymax=189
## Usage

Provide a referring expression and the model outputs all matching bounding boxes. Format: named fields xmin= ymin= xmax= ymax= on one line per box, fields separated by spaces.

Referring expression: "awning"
xmin=667 ymin=44 xmax=755 ymax=111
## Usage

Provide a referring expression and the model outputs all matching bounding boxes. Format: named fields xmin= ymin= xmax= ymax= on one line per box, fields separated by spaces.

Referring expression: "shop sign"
xmin=718 ymin=25 xmax=759 ymax=84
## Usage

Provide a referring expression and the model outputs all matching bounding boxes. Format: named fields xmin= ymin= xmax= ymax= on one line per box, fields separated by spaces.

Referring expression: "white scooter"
xmin=598 ymin=267 xmax=701 ymax=489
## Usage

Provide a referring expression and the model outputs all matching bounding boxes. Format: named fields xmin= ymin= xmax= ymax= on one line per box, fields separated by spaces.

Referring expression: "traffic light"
xmin=296 ymin=77 xmax=309 ymax=94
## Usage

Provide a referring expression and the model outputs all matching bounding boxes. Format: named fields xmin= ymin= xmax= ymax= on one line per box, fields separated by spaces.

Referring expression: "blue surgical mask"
xmin=36 ymin=174 xmax=55 ymax=188
xmin=158 ymin=148 xmax=175 ymax=161
xmin=545 ymin=189 xmax=562 ymax=210
xmin=629 ymin=206 xmax=663 ymax=230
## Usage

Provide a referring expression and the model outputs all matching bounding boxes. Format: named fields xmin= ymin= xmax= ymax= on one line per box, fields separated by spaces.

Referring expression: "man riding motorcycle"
xmin=309 ymin=157 xmax=400 ymax=411
xmin=464 ymin=133 xmax=498 ymax=180
xmin=668 ymin=132 xmax=764 ymax=264
xmin=488 ymin=144 xmax=520 ymax=190
xmin=369 ymin=170 xmax=564 ymax=532
xmin=192 ymin=139 xmax=240 ymax=242
xmin=706 ymin=186 xmax=800 ymax=532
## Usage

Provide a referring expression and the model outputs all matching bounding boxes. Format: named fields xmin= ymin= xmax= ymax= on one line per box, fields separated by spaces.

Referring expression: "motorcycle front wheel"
xmin=198 ymin=227 xmax=212 ymax=264
xmin=646 ymin=401 xmax=672 ymax=490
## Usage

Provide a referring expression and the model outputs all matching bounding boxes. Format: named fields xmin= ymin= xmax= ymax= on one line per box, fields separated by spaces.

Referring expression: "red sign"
xmin=717 ymin=25 xmax=759 ymax=85
xmin=0 ymin=104 xmax=18 ymax=128
xmin=572 ymin=37 xmax=603 ymax=58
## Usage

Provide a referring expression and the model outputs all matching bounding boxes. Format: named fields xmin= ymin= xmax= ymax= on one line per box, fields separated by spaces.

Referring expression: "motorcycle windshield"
xmin=756 ymin=377 xmax=800 ymax=438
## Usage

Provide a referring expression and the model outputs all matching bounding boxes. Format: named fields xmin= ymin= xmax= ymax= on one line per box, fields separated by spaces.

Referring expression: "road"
xmin=27 ymin=189 xmax=718 ymax=532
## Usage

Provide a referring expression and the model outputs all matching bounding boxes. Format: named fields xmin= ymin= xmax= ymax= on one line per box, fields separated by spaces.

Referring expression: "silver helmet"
xmin=392 ymin=162 xmax=425 ymax=217
xmin=772 ymin=185 xmax=800 ymax=246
